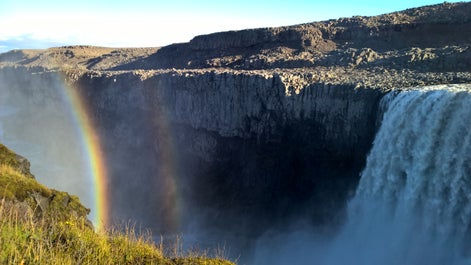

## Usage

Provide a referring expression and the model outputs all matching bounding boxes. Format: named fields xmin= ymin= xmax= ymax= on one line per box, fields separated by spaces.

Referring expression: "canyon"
xmin=1 ymin=1 xmax=471 ymax=262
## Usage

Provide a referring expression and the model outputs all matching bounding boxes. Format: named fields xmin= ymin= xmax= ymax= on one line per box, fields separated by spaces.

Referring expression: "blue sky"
xmin=0 ymin=0 xmax=464 ymax=52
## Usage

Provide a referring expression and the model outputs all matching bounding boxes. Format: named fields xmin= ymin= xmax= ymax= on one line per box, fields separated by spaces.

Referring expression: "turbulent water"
xmin=324 ymin=85 xmax=471 ymax=265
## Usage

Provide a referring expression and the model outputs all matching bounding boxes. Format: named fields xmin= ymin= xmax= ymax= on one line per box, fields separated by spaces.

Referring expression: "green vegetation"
xmin=0 ymin=144 xmax=22 ymax=168
xmin=0 ymin=143 xmax=235 ymax=265
xmin=0 ymin=204 xmax=233 ymax=264
xmin=0 ymin=164 xmax=51 ymax=200
xmin=0 ymin=144 xmax=34 ymax=178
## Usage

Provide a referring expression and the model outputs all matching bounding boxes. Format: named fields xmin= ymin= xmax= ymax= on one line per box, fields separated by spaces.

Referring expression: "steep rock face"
xmin=67 ymin=69 xmax=384 ymax=162
xmin=69 ymin=69 xmax=384 ymax=233
xmin=150 ymin=72 xmax=379 ymax=144
xmin=0 ymin=66 xmax=383 ymax=233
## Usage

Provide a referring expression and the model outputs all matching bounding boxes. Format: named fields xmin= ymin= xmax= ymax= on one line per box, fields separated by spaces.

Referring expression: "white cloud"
xmin=0 ymin=35 xmax=69 ymax=52
xmin=0 ymin=10 xmax=274 ymax=51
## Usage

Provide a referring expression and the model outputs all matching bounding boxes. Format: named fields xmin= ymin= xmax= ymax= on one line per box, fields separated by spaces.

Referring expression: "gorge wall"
xmin=79 ymin=70 xmax=384 ymax=232
xmin=0 ymin=67 xmax=384 ymax=234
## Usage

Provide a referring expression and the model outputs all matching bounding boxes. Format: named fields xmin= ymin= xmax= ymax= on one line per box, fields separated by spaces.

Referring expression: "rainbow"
xmin=56 ymin=71 xmax=182 ymax=233
xmin=60 ymin=74 xmax=109 ymax=231
xmin=149 ymin=98 xmax=182 ymax=234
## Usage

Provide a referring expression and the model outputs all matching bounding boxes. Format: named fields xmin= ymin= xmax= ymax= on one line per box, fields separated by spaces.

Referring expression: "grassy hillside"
xmin=0 ymin=143 xmax=234 ymax=265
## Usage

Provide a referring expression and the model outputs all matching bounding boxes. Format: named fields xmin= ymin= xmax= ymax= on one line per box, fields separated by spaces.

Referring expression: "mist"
xmin=0 ymin=70 xmax=95 ymax=215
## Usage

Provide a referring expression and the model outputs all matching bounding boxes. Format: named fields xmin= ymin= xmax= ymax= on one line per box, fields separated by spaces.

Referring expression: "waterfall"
xmin=324 ymin=84 xmax=471 ymax=265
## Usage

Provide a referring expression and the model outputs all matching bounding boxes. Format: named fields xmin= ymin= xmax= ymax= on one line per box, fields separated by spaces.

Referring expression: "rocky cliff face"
xmin=0 ymin=66 xmax=385 ymax=235
xmin=1 ymin=1 xmax=471 ymax=252
xmin=73 ymin=70 xmax=384 ymax=230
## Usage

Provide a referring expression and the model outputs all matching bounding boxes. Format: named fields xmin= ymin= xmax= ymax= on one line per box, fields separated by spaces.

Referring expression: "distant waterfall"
xmin=324 ymin=85 xmax=471 ymax=265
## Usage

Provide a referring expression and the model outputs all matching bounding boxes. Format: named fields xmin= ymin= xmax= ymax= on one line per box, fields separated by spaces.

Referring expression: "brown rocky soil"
xmin=1 ymin=1 xmax=470 ymax=91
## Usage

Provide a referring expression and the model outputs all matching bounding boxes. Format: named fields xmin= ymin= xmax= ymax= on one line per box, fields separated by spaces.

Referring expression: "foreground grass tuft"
xmin=1 ymin=203 xmax=168 ymax=264
xmin=0 ymin=203 xmax=160 ymax=264
xmin=0 ymin=197 xmax=234 ymax=265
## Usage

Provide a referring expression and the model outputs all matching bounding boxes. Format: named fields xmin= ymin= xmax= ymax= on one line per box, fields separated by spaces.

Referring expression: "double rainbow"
xmin=59 ymin=71 xmax=182 ymax=233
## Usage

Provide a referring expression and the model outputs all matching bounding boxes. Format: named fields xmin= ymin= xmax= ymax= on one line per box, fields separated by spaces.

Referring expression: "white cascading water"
xmin=323 ymin=84 xmax=471 ymax=265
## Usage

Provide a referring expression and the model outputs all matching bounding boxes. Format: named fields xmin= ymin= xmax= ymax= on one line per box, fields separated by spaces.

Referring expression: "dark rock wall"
xmin=0 ymin=66 xmax=385 ymax=234
xmin=70 ymin=70 xmax=384 ymax=234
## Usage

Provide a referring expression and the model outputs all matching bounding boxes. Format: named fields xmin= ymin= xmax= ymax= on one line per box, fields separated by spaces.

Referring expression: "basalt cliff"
xmin=1 ymin=1 xmax=471 ymax=251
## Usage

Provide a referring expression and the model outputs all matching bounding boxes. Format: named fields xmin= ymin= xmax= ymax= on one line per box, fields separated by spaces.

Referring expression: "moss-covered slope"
xmin=0 ymin=143 xmax=90 ymax=222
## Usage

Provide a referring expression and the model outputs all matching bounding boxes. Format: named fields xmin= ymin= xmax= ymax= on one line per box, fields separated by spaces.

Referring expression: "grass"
xmin=0 ymin=144 xmax=22 ymax=168
xmin=0 ymin=164 xmax=51 ymax=200
xmin=0 ymin=143 xmax=235 ymax=265
xmin=0 ymin=202 xmax=234 ymax=265
xmin=0 ymin=144 xmax=34 ymax=178
xmin=0 ymin=164 xmax=90 ymax=225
